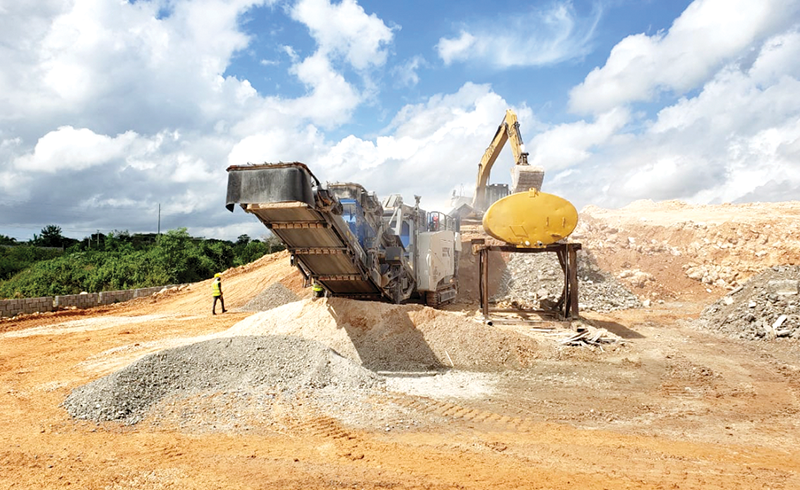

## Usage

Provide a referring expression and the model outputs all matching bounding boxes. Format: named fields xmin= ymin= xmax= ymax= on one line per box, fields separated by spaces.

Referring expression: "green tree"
xmin=103 ymin=230 xmax=134 ymax=254
xmin=0 ymin=235 xmax=17 ymax=246
xmin=0 ymin=227 xmax=286 ymax=299
xmin=33 ymin=225 xmax=65 ymax=248
xmin=0 ymin=245 xmax=63 ymax=281
xmin=236 ymin=240 xmax=268 ymax=265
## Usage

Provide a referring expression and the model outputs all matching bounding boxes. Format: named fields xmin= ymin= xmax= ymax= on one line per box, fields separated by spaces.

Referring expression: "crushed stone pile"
xmin=494 ymin=250 xmax=642 ymax=312
xmin=240 ymin=282 xmax=300 ymax=312
xmin=699 ymin=265 xmax=800 ymax=341
xmin=63 ymin=335 xmax=381 ymax=425
xmin=223 ymin=298 xmax=543 ymax=372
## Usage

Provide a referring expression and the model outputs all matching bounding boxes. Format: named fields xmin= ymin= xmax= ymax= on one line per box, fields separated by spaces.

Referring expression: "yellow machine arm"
xmin=472 ymin=109 xmax=529 ymax=212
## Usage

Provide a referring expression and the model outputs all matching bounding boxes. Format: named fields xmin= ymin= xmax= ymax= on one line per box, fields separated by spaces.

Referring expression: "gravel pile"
xmin=699 ymin=265 xmax=800 ymax=341
xmin=63 ymin=335 xmax=382 ymax=424
xmin=240 ymin=282 xmax=300 ymax=312
xmin=494 ymin=250 xmax=642 ymax=312
xmin=226 ymin=299 xmax=543 ymax=371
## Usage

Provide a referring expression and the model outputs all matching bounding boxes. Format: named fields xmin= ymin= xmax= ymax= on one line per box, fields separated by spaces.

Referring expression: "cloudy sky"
xmin=2 ymin=0 xmax=799 ymax=241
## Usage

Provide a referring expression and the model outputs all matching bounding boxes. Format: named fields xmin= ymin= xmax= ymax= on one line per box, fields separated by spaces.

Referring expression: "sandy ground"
xmin=2 ymin=201 xmax=800 ymax=489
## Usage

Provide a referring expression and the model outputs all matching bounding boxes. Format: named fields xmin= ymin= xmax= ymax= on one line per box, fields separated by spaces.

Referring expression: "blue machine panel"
xmin=400 ymin=221 xmax=410 ymax=249
xmin=340 ymin=199 xmax=376 ymax=251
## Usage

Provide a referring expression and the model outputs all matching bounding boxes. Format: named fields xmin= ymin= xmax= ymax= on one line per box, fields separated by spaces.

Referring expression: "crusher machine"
xmin=225 ymin=162 xmax=460 ymax=306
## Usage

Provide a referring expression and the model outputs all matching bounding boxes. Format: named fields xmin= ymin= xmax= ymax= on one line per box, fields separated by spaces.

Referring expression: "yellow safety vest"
xmin=312 ymin=283 xmax=323 ymax=292
xmin=212 ymin=278 xmax=221 ymax=296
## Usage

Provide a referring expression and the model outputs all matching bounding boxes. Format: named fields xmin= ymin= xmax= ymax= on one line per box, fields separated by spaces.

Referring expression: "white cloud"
xmin=14 ymin=126 xmax=138 ymax=173
xmin=290 ymin=0 xmax=395 ymax=71
xmin=569 ymin=0 xmax=800 ymax=114
xmin=228 ymin=125 xmax=327 ymax=166
xmin=437 ymin=31 xmax=476 ymax=65
xmin=171 ymin=153 xmax=217 ymax=183
xmin=436 ymin=2 xmax=600 ymax=68
xmin=633 ymin=30 xmax=800 ymax=205
xmin=284 ymin=52 xmax=362 ymax=127
xmin=191 ymin=221 xmax=269 ymax=241
xmin=274 ymin=0 xmax=398 ymax=127
xmin=0 ymin=0 xmax=390 ymax=239
xmin=324 ymin=135 xmax=382 ymax=173
xmin=391 ymin=56 xmax=426 ymax=88
xmin=281 ymin=44 xmax=299 ymax=63
xmin=312 ymin=83 xmax=537 ymax=211
xmin=617 ymin=155 xmax=719 ymax=201
xmin=529 ymin=108 xmax=630 ymax=170
xmin=694 ymin=118 xmax=800 ymax=203
xmin=0 ymin=0 xmax=273 ymax=143
xmin=2 ymin=0 xmax=798 ymax=243
xmin=552 ymin=26 xmax=800 ymax=209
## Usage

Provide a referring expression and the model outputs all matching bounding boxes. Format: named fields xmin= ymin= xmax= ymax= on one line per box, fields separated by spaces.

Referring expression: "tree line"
xmin=0 ymin=226 xmax=285 ymax=299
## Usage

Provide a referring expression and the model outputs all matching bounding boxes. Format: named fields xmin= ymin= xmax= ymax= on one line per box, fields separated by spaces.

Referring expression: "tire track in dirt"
xmin=658 ymin=352 xmax=717 ymax=399
xmin=138 ymin=442 xmax=186 ymax=461
xmin=388 ymin=395 xmax=535 ymax=433
xmin=282 ymin=411 xmax=369 ymax=462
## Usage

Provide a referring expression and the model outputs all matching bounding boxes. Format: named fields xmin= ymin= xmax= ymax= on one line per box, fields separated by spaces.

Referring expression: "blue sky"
xmin=1 ymin=0 xmax=799 ymax=241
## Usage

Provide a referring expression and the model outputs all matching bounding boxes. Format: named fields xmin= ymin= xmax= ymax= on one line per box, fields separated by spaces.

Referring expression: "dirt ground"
xmin=2 ymin=201 xmax=800 ymax=489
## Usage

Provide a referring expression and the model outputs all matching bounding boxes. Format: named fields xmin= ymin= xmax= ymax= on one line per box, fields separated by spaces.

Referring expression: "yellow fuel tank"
xmin=482 ymin=189 xmax=578 ymax=246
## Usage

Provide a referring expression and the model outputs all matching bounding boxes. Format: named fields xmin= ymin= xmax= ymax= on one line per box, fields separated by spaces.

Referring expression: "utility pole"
xmin=157 ymin=203 xmax=161 ymax=237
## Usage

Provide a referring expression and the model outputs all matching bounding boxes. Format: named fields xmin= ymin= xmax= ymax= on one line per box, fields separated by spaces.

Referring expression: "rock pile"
xmin=240 ymin=282 xmax=300 ymax=312
xmin=64 ymin=295 xmax=553 ymax=426
xmin=699 ymin=265 xmax=800 ymax=341
xmin=63 ymin=335 xmax=381 ymax=424
xmin=493 ymin=250 xmax=642 ymax=312
xmin=224 ymin=298 xmax=543 ymax=371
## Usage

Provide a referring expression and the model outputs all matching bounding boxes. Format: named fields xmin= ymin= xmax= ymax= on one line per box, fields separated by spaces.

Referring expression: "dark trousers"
xmin=212 ymin=295 xmax=225 ymax=313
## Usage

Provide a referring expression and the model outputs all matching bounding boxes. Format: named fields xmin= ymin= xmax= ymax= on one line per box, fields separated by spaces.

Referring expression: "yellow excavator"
xmin=474 ymin=109 xmax=578 ymax=247
xmin=472 ymin=109 xmax=543 ymax=212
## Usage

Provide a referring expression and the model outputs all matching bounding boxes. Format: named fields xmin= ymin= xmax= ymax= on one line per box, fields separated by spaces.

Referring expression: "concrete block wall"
xmin=134 ymin=286 xmax=175 ymax=298
xmin=1 ymin=284 xmax=181 ymax=318
xmin=0 ymin=297 xmax=54 ymax=317
xmin=54 ymin=293 xmax=100 ymax=309
xmin=99 ymin=290 xmax=135 ymax=305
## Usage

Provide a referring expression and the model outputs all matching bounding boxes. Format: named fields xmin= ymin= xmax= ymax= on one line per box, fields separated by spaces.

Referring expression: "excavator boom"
xmin=472 ymin=110 xmax=544 ymax=212
xmin=473 ymin=110 xmax=527 ymax=211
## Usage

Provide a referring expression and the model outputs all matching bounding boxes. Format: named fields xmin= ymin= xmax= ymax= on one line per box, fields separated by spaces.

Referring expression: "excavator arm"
xmin=473 ymin=110 xmax=529 ymax=212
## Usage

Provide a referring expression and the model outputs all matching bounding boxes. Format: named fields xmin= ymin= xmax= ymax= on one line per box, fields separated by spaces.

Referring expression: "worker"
xmin=212 ymin=273 xmax=227 ymax=315
xmin=312 ymin=281 xmax=324 ymax=299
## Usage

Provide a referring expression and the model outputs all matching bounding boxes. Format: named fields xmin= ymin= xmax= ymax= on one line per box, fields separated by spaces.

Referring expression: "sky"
xmin=1 ymin=0 xmax=800 ymax=241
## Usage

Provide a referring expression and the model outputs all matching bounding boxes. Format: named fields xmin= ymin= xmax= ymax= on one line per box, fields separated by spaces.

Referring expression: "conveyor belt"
xmin=226 ymin=163 xmax=384 ymax=299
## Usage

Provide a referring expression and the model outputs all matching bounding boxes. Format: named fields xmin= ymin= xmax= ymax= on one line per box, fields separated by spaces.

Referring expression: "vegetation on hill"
xmin=0 ymin=245 xmax=65 ymax=283
xmin=0 ymin=228 xmax=284 ymax=299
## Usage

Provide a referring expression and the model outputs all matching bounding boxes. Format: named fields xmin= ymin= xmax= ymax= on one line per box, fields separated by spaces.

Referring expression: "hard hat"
xmin=214 ymin=273 xmax=221 ymax=278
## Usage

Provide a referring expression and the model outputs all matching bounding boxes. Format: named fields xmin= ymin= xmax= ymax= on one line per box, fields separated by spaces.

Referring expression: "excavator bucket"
xmin=482 ymin=189 xmax=578 ymax=247
xmin=510 ymin=165 xmax=545 ymax=194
